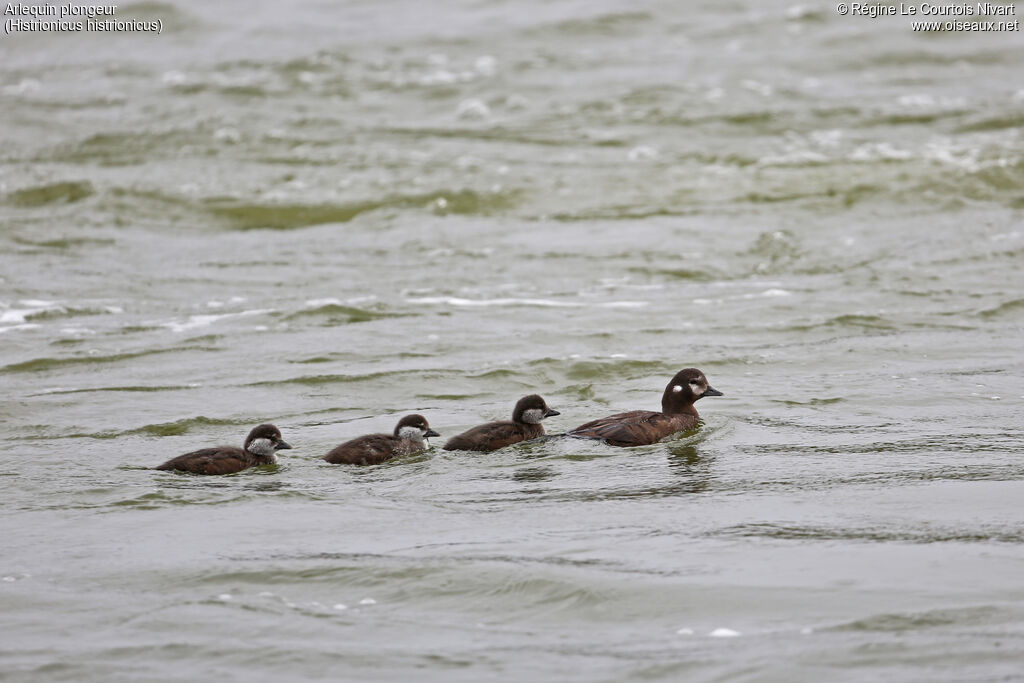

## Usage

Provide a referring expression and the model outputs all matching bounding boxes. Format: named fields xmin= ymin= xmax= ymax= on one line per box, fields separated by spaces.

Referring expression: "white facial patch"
xmin=689 ymin=381 xmax=704 ymax=396
xmin=521 ymin=408 xmax=545 ymax=424
xmin=247 ymin=437 xmax=275 ymax=456
xmin=672 ymin=385 xmax=683 ymax=393
xmin=398 ymin=426 xmax=425 ymax=441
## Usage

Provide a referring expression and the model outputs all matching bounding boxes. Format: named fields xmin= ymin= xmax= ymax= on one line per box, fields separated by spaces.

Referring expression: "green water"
xmin=2 ymin=1 xmax=1023 ymax=680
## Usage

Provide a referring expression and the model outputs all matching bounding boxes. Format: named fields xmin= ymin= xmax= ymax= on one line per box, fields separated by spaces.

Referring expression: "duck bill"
xmin=424 ymin=429 xmax=440 ymax=438
xmin=544 ymin=409 xmax=561 ymax=417
xmin=703 ymin=386 xmax=723 ymax=397
xmin=275 ymin=440 xmax=293 ymax=450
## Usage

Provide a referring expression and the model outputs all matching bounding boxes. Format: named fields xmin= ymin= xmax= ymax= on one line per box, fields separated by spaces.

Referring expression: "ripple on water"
xmin=712 ymin=522 xmax=1024 ymax=544
xmin=828 ymin=605 xmax=1006 ymax=633
xmin=0 ymin=347 xmax=216 ymax=374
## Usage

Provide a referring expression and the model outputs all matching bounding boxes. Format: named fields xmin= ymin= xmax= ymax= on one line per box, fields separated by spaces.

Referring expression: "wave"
xmin=3 ymin=181 xmax=94 ymax=207
xmin=405 ymin=297 xmax=647 ymax=309
xmin=284 ymin=301 xmax=405 ymax=323
xmin=713 ymin=522 xmax=1024 ymax=544
xmin=203 ymin=188 xmax=520 ymax=230
xmin=0 ymin=347 xmax=213 ymax=374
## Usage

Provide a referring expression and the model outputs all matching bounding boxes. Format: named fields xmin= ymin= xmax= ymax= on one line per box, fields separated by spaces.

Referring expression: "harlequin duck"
xmin=568 ymin=368 xmax=722 ymax=447
xmin=442 ymin=394 xmax=559 ymax=452
xmin=155 ymin=423 xmax=292 ymax=475
xmin=324 ymin=414 xmax=439 ymax=465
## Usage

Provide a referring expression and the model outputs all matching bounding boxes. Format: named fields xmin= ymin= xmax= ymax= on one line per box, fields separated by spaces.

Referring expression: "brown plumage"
xmin=443 ymin=394 xmax=560 ymax=453
xmin=155 ymin=424 xmax=292 ymax=475
xmin=324 ymin=414 xmax=439 ymax=465
xmin=568 ymin=368 xmax=722 ymax=447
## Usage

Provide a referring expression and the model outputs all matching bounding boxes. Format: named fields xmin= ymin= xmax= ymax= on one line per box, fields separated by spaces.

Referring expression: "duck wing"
xmin=324 ymin=433 xmax=396 ymax=465
xmin=155 ymin=447 xmax=251 ymax=475
xmin=442 ymin=421 xmax=538 ymax=452
xmin=569 ymin=411 xmax=694 ymax=447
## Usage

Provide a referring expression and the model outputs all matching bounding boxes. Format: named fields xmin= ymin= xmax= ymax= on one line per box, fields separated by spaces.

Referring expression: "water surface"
xmin=2 ymin=1 xmax=1024 ymax=680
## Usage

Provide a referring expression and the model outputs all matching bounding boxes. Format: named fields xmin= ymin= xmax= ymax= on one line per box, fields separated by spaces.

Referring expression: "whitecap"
xmin=456 ymin=98 xmax=490 ymax=120
xmin=849 ymin=142 xmax=912 ymax=162
xmin=420 ymin=70 xmax=457 ymax=86
xmin=627 ymin=145 xmax=659 ymax=161
xmin=161 ymin=70 xmax=187 ymax=85
xmin=162 ymin=309 xmax=272 ymax=333
xmin=3 ymin=78 xmax=41 ymax=95
xmin=475 ymin=55 xmax=497 ymax=76
xmin=304 ymin=298 xmax=343 ymax=308
xmin=741 ymin=80 xmax=773 ymax=96
xmin=758 ymin=150 xmax=828 ymax=166
xmin=1 ymin=300 xmax=64 ymax=326
xmin=709 ymin=628 xmax=741 ymax=638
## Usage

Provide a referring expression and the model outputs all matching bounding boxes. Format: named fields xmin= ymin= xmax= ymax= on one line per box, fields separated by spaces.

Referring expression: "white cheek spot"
xmin=248 ymin=438 xmax=275 ymax=456
xmin=521 ymin=408 xmax=545 ymax=424
xmin=672 ymin=385 xmax=683 ymax=393
xmin=689 ymin=381 xmax=704 ymax=395
xmin=398 ymin=426 xmax=424 ymax=440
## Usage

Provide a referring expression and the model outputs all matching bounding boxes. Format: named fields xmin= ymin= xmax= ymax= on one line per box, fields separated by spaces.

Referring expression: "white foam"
xmin=217 ymin=594 xmax=232 ymax=601
xmin=163 ymin=309 xmax=272 ymax=333
xmin=359 ymin=597 xmax=377 ymax=605
xmin=162 ymin=70 xmax=187 ymax=85
xmin=3 ymin=78 xmax=41 ymax=95
xmin=742 ymin=79 xmax=773 ymax=96
xmin=59 ymin=327 xmax=95 ymax=336
xmin=709 ymin=628 xmax=741 ymax=638
xmin=850 ymin=142 xmax=912 ymax=162
xmin=474 ymin=55 xmax=497 ymax=76
xmin=758 ymin=150 xmax=828 ymax=166
xmin=333 ymin=603 xmax=348 ymax=611
xmin=456 ymin=98 xmax=490 ymax=120
xmin=1 ymin=300 xmax=63 ymax=325
xmin=0 ymin=323 xmax=40 ymax=334
xmin=627 ymin=145 xmax=659 ymax=161
xmin=675 ymin=627 xmax=694 ymax=635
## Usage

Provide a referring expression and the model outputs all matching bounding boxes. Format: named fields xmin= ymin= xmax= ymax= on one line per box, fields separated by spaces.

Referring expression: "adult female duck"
xmin=568 ymin=368 xmax=722 ymax=447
